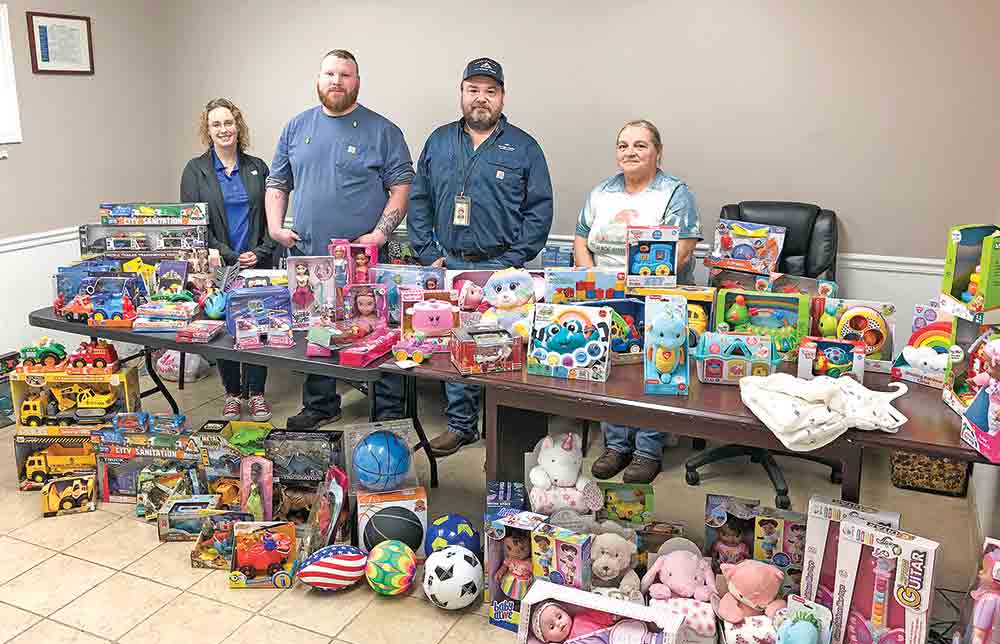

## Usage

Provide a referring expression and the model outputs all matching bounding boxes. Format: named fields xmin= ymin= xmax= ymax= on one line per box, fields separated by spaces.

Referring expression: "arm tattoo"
xmin=376 ymin=208 xmax=405 ymax=238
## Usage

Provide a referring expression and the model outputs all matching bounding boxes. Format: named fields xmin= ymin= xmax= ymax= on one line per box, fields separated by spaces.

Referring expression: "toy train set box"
xmin=7 ymin=366 xmax=141 ymax=431
xmin=939 ymin=224 xmax=1000 ymax=325
xmin=714 ymin=289 xmax=811 ymax=361
xmin=527 ymin=303 xmax=613 ymax=382
xmin=809 ymin=297 xmax=897 ymax=373
xmin=14 ymin=427 xmax=96 ymax=491
xmin=625 ymin=226 xmax=679 ymax=289
xmin=705 ymin=219 xmax=786 ymax=274
xmin=543 ymin=268 xmax=626 ymax=303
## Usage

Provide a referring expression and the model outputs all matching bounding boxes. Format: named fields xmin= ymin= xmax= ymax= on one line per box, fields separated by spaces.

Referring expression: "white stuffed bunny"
xmin=528 ymin=434 xmax=603 ymax=514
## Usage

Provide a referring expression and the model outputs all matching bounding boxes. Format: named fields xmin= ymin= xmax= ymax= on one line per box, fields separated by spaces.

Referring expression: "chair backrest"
xmin=720 ymin=201 xmax=838 ymax=280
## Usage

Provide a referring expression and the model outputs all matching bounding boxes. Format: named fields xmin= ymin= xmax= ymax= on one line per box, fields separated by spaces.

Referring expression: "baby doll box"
xmin=939 ymin=225 xmax=1000 ymax=325
xmin=519 ymin=579 xmax=685 ymax=644
xmin=942 ymin=319 xmax=1000 ymax=417
xmin=962 ymin=387 xmax=1000 ymax=464
xmin=530 ymin=522 xmax=593 ymax=591
xmin=487 ymin=511 xmax=549 ymax=632
xmin=801 ymin=496 xmax=900 ymax=609
xmin=831 ymin=517 xmax=939 ymax=644
xmin=705 ymin=220 xmax=786 ymax=275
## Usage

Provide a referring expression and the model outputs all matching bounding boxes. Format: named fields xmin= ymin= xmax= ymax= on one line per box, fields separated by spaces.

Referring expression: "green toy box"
xmin=939 ymin=225 xmax=1000 ymax=325
xmin=714 ymin=289 xmax=811 ymax=361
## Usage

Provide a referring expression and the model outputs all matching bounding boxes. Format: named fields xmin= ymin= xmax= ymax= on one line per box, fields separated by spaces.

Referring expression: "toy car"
xmin=630 ymin=243 xmax=673 ymax=276
xmin=113 ymin=412 xmax=150 ymax=432
xmin=68 ymin=340 xmax=119 ymax=369
xmin=392 ymin=334 xmax=444 ymax=364
xmin=150 ymin=414 xmax=187 ymax=435
xmin=235 ymin=530 xmax=292 ymax=579
xmin=609 ymin=313 xmax=644 ymax=354
xmin=19 ymin=337 xmax=67 ymax=368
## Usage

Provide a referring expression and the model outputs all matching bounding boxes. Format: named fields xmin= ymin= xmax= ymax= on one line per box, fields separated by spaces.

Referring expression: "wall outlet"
xmin=0 ymin=149 xmax=8 ymax=160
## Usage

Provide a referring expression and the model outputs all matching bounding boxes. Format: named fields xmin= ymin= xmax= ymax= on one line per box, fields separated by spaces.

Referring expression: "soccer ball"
xmin=422 ymin=545 xmax=483 ymax=610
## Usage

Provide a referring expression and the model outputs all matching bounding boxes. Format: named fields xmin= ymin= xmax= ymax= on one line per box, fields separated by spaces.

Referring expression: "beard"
xmin=463 ymin=103 xmax=500 ymax=132
xmin=317 ymin=83 xmax=359 ymax=114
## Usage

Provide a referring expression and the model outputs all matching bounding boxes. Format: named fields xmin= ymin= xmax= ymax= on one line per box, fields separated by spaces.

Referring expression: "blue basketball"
xmin=353 ymin=430 xmax=412 ymax=492
xmin=425 ymin=513 xmax=481 ymax=555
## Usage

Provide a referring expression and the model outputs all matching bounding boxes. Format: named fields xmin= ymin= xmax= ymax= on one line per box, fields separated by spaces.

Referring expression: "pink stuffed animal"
xmin=641 ymin=549 xmax=717 ymax=601
xmin=715 ymin=560 xmax=786 ymax=624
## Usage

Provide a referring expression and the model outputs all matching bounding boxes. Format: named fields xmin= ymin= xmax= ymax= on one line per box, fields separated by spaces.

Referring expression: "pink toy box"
xmin=831 ymin=518 xmax=939 ymax=644
xmin=890 ymin=301 xmax=953 ymax=389
xmin=751 ymin=507 xmax=806 ymax=597
xmin=340 ymin=327 xmax=398 ymax=367
xmin=287 ymin=255 xmax=342 ymax=330
xmin=530 ymin=523 xmax=593 ymax=591
xmin=343 ymin=283 xmax=389 ymax=324
xmin=704 ymin=494 xmax=759 ymax=573
xmin=802 ymin=496 xmax=900 ymax=610
xmin=962 ymin=386 xmax=1000 ymax=464
xmin=401 ymin=289 xmax=459 ymax=347
xmin=487 ymin=511 xmax=549 ymax=632
xmin=328 ymin=239 xmax=377 ymax=287
xmin=518 ymin=579 xmax=684 ymax=644
xmin=797 ymin=337 xmax=866 ymax=383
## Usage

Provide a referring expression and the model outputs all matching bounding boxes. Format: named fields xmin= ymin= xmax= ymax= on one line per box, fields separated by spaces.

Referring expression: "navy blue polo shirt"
xmin=213 ymin=149 xmax=250 ymax=254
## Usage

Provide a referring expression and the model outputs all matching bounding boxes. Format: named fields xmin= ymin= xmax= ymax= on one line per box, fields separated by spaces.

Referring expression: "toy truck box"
xmin=41 ymin=472 xmax=97 ymax=517
xmin=96 ymin=439 xmax=201 ymax=504
xmin=98 ymin=202 xmax=208 ymax=225
xmin=8 ymin=366 xmax=140 ymax=430
xmin=14 ymin=427 xmax=96 ymax=491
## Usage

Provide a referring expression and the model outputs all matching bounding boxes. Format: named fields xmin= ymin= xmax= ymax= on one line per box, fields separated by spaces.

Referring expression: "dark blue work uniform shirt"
xmin=212 ymin=149 xmax=251 ymax=254
xmin=407 ymin=115 xmax=554 ymax=267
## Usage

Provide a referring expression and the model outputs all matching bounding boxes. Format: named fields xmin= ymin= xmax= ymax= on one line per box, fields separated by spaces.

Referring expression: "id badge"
xmin=453 ymin=195 xmax=471 ymax=227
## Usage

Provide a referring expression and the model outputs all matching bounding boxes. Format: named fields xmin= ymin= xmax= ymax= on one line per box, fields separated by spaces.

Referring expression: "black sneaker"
xmin=286 ymin=409 xmax=341 ymax=431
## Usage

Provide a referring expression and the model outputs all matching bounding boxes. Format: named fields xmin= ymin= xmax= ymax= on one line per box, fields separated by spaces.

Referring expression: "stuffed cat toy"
xmin=480 ymin=268 xmax=536 ymax=338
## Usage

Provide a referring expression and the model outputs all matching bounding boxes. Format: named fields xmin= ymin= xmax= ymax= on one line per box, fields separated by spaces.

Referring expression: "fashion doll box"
xmin=372 ymin=264 xmax=446 ymax=326
xmin=644 ymin=295 xmax=690 ymax=396
xmin=938 ymin=225 xmax=1000 ymax=326
xmin=519 ymin=579 xmax=684 ymax=644
xmin=544 ymin=268 xmax=627 ymax=304
xmin=704 ymin=219 xmax=786 ymax=275
xmin=357 ymin=486 xmax=428 ymax=560
xmin=802 ymin=496 xmax=900 ymax=610
xmin=531 ymin=523 xmax=593 ymax=591
xmin=831 ymin=518 xmax=939 ymax=644
xmin=528 ymin=303 xmax=613 ymax=382
xmin=286 ymin=255 xmax=344 ymax=330
xmin=808 ymin=297 xmax=898 ymax=374
xmin=625 ymin=226 xmax=680 ymax=290
xmin=890 ymin=301 xmax=953 ymax=389
xmin=962 ymin=386 xmax=1000 ymax=464
xmin=487 ymin=511 xmax=549 ymax=632
xmin=704 ymin=494 xmax=759 ymax=573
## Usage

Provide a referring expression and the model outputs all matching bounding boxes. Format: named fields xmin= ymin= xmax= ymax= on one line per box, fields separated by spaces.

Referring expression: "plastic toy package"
xmin=596 ymin=482 xmax=654 ymax=525
xmin=943 ymin=319 xmax=1000 ymax=417
xmin=287 ymin=256 xmax=343 ymax=330
xmin=693 ymin=332 xmax=779 ymax=384
xmin=528 ymin=303 xmax=613 ymax=382
xmin=343 ymin=283 xmax=389 ymax=325
xmin=372 ymin=264 xmax=446 ymax=326
xmin=579 ymin=299 xmax=645 ymax=364
xmin=328 ymin=239 xmax=378 ymax=286
xmin=15 ymin=428 xmax=95 ymax=491
xmin=400 ymin=289 xmax=459 ymax=346
xmin=8 ymin=366 xmax=141 ymax=432
xmin=810 ymin=297 xmax=897 ymax=373
xmin=61 ymin=274 xmax=149 ymax=327
xmin=95 ymin=440 xmax=201 ymax=504
xmin=98 ymin=202 xmax=208 ymax=226
xmin=240 ymin=456 xmax=273 ymax=521
xmin=79 ymin=223 xmax=207 ymax=259
xmin=486 ymin=511 xmax=549 ymax=632
xmin=643 ymin=295 xmax=689 ymax=396
xmin=41 ymin=472 xmax=96 ymax=517
xmin=189 ymin=510 xmax=255 ymax=568
xmin=136 ymin=467 xmax=204 ymax=520
xmin=715 ymin=288 xmax=812 ymax=361
xmin=341 ymin=327 xmax=398 ymax=367
xmin=625 ymin=226 xmax=679 ymax=289
xmin=939 ymin=224 xmax=1000 ymax=325
xmin=450 ymin=326 xmax=525 ymax=375
xmin=890 ymin=301 xmax=953 ymax=389
xmin=797 ymin=337 xmax=866 ymax=382
xmin=705 ymin=219 xmax=786 ymax=274
xmin=703 ymin=494 xmax=760 ymax=573
xmin=544 ymin=268 xmax=626 ymax=304
xmin=229 ymin=521 xmax=297 ymax=589
xmin=263 ymin=431 xmax=340 ymax=486
xmin=225 ymin=286 xmax=294 ymax=350
xmin=342 ymin=419 xmax=419 ymax=496
xmin=530 ymin=523 xmax=592 ymax=591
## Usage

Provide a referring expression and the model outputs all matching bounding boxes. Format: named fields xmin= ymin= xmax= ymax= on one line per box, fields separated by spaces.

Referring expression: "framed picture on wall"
xmin=25 ymin=11 xmax=94 ymax=75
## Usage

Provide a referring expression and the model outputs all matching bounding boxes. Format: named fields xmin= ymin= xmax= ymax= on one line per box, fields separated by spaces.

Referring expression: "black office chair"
xmin=685 ymin=201 xmax=841 ymax=509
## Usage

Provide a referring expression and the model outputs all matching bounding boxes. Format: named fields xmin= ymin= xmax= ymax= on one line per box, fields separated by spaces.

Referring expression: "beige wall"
xmin=5 ymin=1 xmax=999 ymax=257
xmin=0 ymin=0 xmax=171 ymax=237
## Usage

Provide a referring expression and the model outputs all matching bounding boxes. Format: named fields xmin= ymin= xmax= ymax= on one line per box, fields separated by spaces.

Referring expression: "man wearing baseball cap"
xmin=408 ymin=57 xmax=554 ymax=456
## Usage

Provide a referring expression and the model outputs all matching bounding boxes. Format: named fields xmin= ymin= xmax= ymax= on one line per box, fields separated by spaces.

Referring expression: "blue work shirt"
xmin=212 ymin=149 xmax=251 ymax=254
xmin=407 ymin=115 xmax=554 ymax=268
xmin=269 ymin=104 xmax=414 ymax=256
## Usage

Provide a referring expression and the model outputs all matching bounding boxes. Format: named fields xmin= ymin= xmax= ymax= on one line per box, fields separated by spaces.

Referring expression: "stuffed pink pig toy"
xmin=715 ymin=560 xmax=786 ymax=624
xmin=641 ymin=550 xmax=717 ymax=601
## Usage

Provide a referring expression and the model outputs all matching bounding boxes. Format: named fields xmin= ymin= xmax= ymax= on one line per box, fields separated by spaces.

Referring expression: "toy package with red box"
xmin=450 ymin=326 xmax=525 ymax=375
xmin=831 ymin=518 xmax=938 ymax=644
xmin=801 ymin=496 xmax=900 ymax=610
xmin=705 ymin=219 xmax=786 ymax=274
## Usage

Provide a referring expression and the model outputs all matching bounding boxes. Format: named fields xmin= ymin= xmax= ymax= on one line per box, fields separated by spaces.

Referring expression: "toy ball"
xmin=363 ymin=506 xmax=425 ymax=553
xmin=366 ymin=539 xmax=417 ymax=596
xmin=352 ymin=430 xmax=412 ymax=492
xmin=296 ymin=544 xmax=367 ymax=592
xmin=423 ymin=545 xmax=483 ymax=610
xmin=425 ymin=514 xmax=481 ymax=555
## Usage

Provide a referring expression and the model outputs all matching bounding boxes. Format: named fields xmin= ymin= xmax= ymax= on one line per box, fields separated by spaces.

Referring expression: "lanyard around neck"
xmin=456 ymin=121 xmax=502 ymax=196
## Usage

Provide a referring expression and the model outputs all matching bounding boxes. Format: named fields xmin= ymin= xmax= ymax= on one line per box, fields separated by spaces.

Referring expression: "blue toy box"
xmin=372 ymin=265 xmax=446 ymax=326
xmin=225 ymin=286 xmax=293 ymax=349
xmin=625 ymin=226 xmax=679 ymax=290
xmin=544 ymin=268 xmax=626 ymax=303
xmin=540 ymin=245 xmax=573 ymax=267
xmin=527 ymin=303 xmax=613 ymax=382
xmin=643 ymin=295 xmax=690 ymax=395
xmin=580 ymin=299 xmax=645 ymax=364
xmin=693 ymin=332 xmax=780 ymax=385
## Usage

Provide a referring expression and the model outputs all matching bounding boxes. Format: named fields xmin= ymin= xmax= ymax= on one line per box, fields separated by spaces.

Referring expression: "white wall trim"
xmin=0 ymin=227 xmax=78 ymax=255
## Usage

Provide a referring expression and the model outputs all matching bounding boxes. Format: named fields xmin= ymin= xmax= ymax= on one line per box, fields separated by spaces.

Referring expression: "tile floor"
xmin=0 ymin=369 xmax=982 ymax=643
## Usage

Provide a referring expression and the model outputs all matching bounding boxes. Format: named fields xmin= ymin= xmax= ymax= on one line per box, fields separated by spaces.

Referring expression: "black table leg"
xmin=368 ymin=379 xmax=377 ymax=422
xmin=178 ymin=352 xmax=186 ymax=390
xmin=404 ymin=375 xmax=438 ymax=489
xmin=841 ymin=444 xmax=863 ymax=503
xmin=141 ymin=348 xmax=180 ymax=415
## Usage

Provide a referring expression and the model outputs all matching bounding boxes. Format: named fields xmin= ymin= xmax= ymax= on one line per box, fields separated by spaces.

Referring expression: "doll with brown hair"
xmin=968 ymin=547 xmax=1000 ymax=644
xmin=712 ymin=522 xmax=750 ymax=567
xmin=559 ymin=543 xmax=579 ymax=586
xmin=291 ymin=263 xmax=314 ymax=312
xmin=352 ymin=288 xmax=380 ymax=324
xmin=531 ymin=601 xmax=667 ymax=644
xmin=353 ymin=251 xmax=371 ymax=284
xmin=495 ymin=530 xmax=533 ymax=600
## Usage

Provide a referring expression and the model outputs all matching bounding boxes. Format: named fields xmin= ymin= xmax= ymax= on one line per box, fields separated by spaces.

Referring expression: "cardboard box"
xmin=629 ymin=286 xmax=715 ymax=347
xmin=693 ymin=332 xmax=779 ymax=384
xmin=705 ymin=219 xmax=786 ymax=275
xmin=579 ymin=299 xmax=645 ymax=364
xmin=96 ymin=439 xmax=201 ymax=504
xmin=544 ymin=268 xmax=626 ymax=303
xmin=40 ymin=472 xmax=96 ymax=517
xmin=155 ymin=496 xmax=224 ymax=541
xmin=530 ymin=523 xmax=592 ymax=590
xmin=962 ymin=386 xmax=1000 ymax=463
xmin=715 ymin=289 xmax=812 ymax=362
xmin=704 ymin=494 xmax=759 ymax=572
xmin=486 ymin=511 xmax=548 ymax=632
xmin=8 ymin=366 xmax=140 ymax=430
xmin=626 ymin=226 xmax=679 ymax=289
xmin=190 ymin=510 xmax=254 ymax=568
xmin=801 ymin=496 xmax=900 ymax=609
xmin=79 ymin=223 xmax=207 ymax=260
xmin=939 ymin=225 xmax=1000 ymax=325
xmin=528 ymin=303 xmax=613 ymax=382
xmin=751 ymin=507 xmax=807 ymax=596
xmin=372 ymin=265 xmax=446 ymax=326
xmin=14 ymin=427 xmax=95 ymax=491
xmin=98 ymin=202 xmax=208 ymax=226
xmin=450 ymin=326 xmax=525 ymax=375
xmin=797 ymin=337 xmax=866 ymax=382
xmin=809 ymin=297 xmax=898 ymax=373
xmin=357 ymin=486 xmax=428 ymax=559
xmin=644 ymin=295 xmax=690 ymax=395
xmin=264 ymin=430 xmax=340 ymax=485
xmin=230 ymin=521 xmax=297 ymax=589
xmin=943 ymin=319 xmax=1000 ymax=417
xmin=597 ymin=483 xmax=654 ymax=525
xmin=890 ymin=301 xmax=953 ymax=389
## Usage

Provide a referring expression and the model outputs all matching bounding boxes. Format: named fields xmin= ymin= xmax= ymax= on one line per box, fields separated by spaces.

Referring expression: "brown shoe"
xmin=623 ymin=454 xmax=661 ymax=484
xmin=591 ymin=448 xmax=630 ymax=480
xmin=429 ymin=431 xmax=478 ymax=457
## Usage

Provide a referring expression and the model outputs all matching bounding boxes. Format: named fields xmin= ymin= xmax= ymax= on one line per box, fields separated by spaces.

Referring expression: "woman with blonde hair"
xmin=575 ymin=119 xmax=702 ymax=483
xmin=181 ymin=98 xmax=274 ymax=421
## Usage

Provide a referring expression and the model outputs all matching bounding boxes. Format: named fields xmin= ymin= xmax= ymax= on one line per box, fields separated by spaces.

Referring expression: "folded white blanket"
xmin=739 ymin=373 xmax=908 ymax=451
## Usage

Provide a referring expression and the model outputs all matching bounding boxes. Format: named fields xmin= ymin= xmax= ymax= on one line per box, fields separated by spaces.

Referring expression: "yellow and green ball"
xmin=366 ymin=540 xmax=417 ymax=595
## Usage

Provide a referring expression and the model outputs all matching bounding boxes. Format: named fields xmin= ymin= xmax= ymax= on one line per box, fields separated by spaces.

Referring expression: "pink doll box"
xmin=831 ymin=518 xmax=939 ymax=644
xmin=339 ymin=327 xmax=399 ymax=367
xmin=343 ymin=283 xmax=389 ymax=324
xmin=519 ymin=579 xmax=684 ymax=644
xmin=962 ymin=386 xmax=1000 ymax=464
xmin=751 ymin=507 xmax=807 ymax=596
xmin=801 ymin=496 xmax=900 ymax=610
xmin=487 ymin=511 xmax=549 ymax=633
xmin=287 ymin=256 xmax=342 ymax=330
xmin=704 ymin=494 xmax=759 ymax=573
xmin=531 ymin=523 xmax=593 ymax=591
xmin=328 ymin=239 xmax=377 ymax=287
xmin=959 ymin=537 xmax=1000 ymax=644
xmin=400 ymin=289 xmax=459 ymax=348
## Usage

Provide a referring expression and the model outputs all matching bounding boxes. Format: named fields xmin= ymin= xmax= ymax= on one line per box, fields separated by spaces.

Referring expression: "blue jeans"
xmin=218 ymin=360 xmax=267 ymax=397
xmin=303 ymin=373 xmax=404 ymax=420
xmin=441 ymin=255 xmax=507 ymax=439
xmin=603 ymin=423 xmax=664 ymax=461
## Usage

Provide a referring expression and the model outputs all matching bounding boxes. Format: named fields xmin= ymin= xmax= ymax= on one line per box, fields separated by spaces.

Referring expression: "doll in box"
xmin=966 ymin=548 xmax=1000 ymax=644
xmin=971 ymin=339 xmax=1000 ymax=434
xmin=495 ymin=529 xmax=534 ymax=601
xmin=713 ymin=522 xmax=751 ymax=567
xmin=530 ymin=601 xmax=670 ymax=644
xmin=332 ymin=245 xmax=348 ymax=289
xmin=353 ymin=251 xmax=372 ymax=284
xmin=292 ymin=263 xmax=315 ymax=312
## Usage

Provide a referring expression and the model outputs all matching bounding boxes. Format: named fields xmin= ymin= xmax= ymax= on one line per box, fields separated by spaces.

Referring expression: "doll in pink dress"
xmin=972 ymin=339 xmax=1000 ymax=435
xmin=712 ymin=523 xmax=750 ymax=567
xmin=495 ymin=530 xmax=533 ymax=600
xmin=353 ymin=251 xmax=371 ymax=284
xmin=969 ymin=550 xmax=1000 ymax=644
xmin=292 ymin=263 xmax=314 ymax=312
xmin=531 ymin=601 xmax=667 ymax=644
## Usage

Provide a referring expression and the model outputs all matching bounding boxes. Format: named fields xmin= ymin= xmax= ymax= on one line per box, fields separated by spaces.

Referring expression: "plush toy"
xmin=589 ymin=533 xmax=641 ymax=600
xmin=777 ymin=612 xmax=821 ymax=644
xmin=641 ymin=544 xmax=716 ymax=601
xmin=480 ymin=268 xmax=536 ymax=338
xmin=455 ymin=279 xmax=487 ymax=313
xmin=715 ymin=560 xmax=787 ymax=624
xmin=528 ymin=434 xmax=603 ymax=514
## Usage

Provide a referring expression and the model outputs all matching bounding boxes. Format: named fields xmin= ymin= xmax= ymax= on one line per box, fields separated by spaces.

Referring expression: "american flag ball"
xmin=296 ymin=545 xmax=368 ymax=591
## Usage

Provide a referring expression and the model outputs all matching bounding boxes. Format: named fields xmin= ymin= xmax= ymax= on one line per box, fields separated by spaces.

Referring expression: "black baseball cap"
xmin=463 ymin=57 xmax=504 ymax=87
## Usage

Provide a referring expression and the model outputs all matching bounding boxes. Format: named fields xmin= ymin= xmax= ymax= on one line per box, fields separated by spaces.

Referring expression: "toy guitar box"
xmin=527 ymin=303 xmax=613 ymax=382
